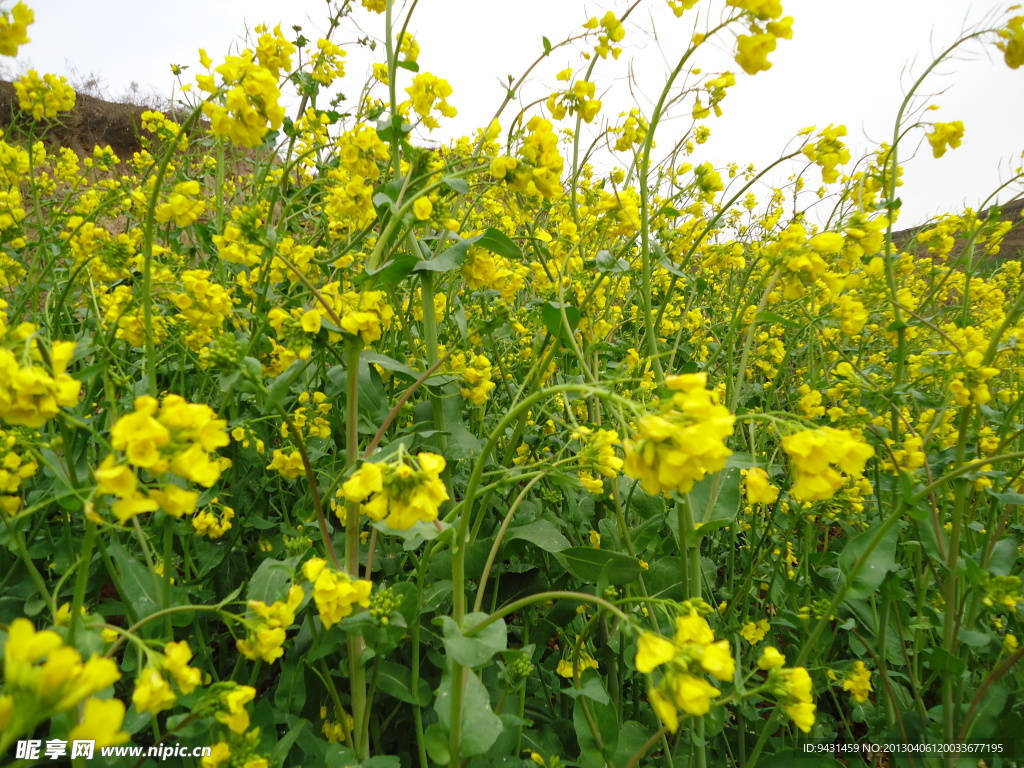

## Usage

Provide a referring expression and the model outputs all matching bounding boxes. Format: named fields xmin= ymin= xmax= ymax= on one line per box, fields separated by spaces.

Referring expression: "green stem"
xmin=67 ymin=518 xmax=97 ymax=645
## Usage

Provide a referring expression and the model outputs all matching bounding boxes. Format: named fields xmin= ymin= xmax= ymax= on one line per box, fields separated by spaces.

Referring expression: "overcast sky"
xmin=10 ymin=0 xmax=1024 ymax=227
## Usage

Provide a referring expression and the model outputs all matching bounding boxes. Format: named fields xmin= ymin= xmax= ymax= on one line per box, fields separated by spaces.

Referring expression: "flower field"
xmin=1 ymin=1 xmax=1024 ymax=766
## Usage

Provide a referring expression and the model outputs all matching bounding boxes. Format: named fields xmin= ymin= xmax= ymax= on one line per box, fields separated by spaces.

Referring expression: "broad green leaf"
xmin=434 ymin=668 xmax=503 ymax=757
xmin=361 ymin=351 xmax=419 ymax=381
xmin=424 ymin=723 xmax=450 ymax=765
xmin=376 ymin=660 xmax=432 ymax=706
xmin=562 ymin=676 xmax=610 ymax=704
xmin=753 ymin=311 xmax=801 ymax=329
xmin=691 ymin=468 xmax=741 ymax=533
xmin=106 ymin=541 xmax=160 ymax=618
xmin=558 ymin=548 xmax=642 ymax=585
xmin=541 ymin=301 xmax=580 ymax=343
xmin=439 ymin=612 xmax=507 ymax=668
xmin=413 ymin=227 xmax=521 ymax=273
xmin=247 ymin=556 xmax=301 ymax=604
xmin=505 ymin=519 xmax=571 ymax=553
xmin=839 ymin=523 xmax=898 ymax=601
xmin=442 ymin=176 xmax=469 ymax=194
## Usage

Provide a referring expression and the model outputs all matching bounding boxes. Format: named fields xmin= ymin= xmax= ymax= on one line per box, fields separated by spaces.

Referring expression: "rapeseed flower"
xmin=623 ymin=373 xmax=735 ymax=496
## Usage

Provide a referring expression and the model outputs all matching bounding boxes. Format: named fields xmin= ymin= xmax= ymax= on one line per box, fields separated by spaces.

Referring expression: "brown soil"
xmin=892 ymin=198 xmax=1024 ymax=260
xmin=0 ymin=80 xmax=154 ymax=159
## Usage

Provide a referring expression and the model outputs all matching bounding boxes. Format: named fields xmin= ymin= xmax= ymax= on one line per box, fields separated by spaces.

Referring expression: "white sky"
xmin=11 ymin=0 xmax=1024 ymax=226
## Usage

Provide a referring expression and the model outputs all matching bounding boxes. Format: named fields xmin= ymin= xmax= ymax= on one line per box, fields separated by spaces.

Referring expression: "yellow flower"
xmin=94 ymin=455 xmax=137 ymax=499
xmin=740 ymin=619 xmax=770 ymax=644
xmin=163 ymin=640 xmax=202 ymax=694
xmin=0 ymin=2 xmax=33 ymax=57
xmin=697 ymin=640 xmax=735 ymax=682
xmin=735 ymin=33 xmax=777 ymax=75
xmin=635 ymin=632 xmax=677 ymax=674
xmin=132 ymin=667 xmax=177 ymax=715
xmin=926 ymin=121 xmax=965 ymax=159
xmin=782 ymin=427 xmax=873 ymax=502
xmin=648 ymin=686 xmax=678 ymax=733
xmin=743 ymin=468 xmax=779 ymax=505
xmin=997 ymin=16 xmax=1024 ymax=68
xmin=237 ymin=626 xmax=287 ymax=664
xmin=13 ymin=70 xmax=75 ymax=120
xmin=413 ymin=197 xmax=433 ymax=221
xmin=785 ymin=701 xmax=816 ymax=733
xmin=623 ymin=373 xmax=734 ymax=496
xmin=757 ymin=646 xmax=786 ymax=670
xmin=556 ymin=654 xmax=599 ymax=678
xmin=216 ymin=685 xmax=256 ymax=734
xmin=311 ymin=567 xmax=373 ymax=628
xmin=841 ymin=661 xmax=872 ymax=703
xmin=70 ymin=698 xmax=130 ymax=747
xmin=674 ymin=610 xmax=715 ymax=646
xmin=670 ymin=673 xmax=720 ymax=716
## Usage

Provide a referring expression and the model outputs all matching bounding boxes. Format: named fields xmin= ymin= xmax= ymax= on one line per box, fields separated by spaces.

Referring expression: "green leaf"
xmin=442 ymin=176 xmax=469 ymax=194
xmin=439 ymin=612 xmax=507 ymax=668
xmin=988 ymin=536 xmax=1018 ymax=576
xmin=434 ymin=668 xmax=503 ymax=757
xmin=396 ymin=59 xmax=420 ymax=73
xmin=361 ymin=351 xmax=420 ymax=382
xmin=957 ymin=629 xmax=992 ymax=648
xmin=541 ymin=301 xmax=580 ymax=344
xmin=839 ymin=523 xmax=898 ymax=601
xmin=247 ymin=556 xmax=301 ymax=604
xmin=106 ymin=541 xmax=160 ymax=618
xmin=264 ymin=361 xmax=305 ymax=411
xmin=573 ymin=697 xmax=618 ymax=763
xmin=558 ymin=548 xmax=642 ymax=585
xmin=505 ymin=519 xmax=571 ymax=553
xmin=372 ymin=518 xmax=450 ymax=550
xmin=424 ymin=723 xmax=450 ymax=765
xmin=925 ymin=646 xmax=966 ymax=675
xmin=376 ymin=660 xmax=432 ymax=705
xmin=413 ymin=227 xmax=521 ymax=273
xmin=356 ymin=252 xmax=418 ymax=288
xmin=753 ymin=311 xmax=800 ymax=329
xmin=594 ymin=250 xmax=631 ymax=274
xmin=562 ymin=676 xmax=610 ymax=704
xmin=691 ymin=468 xmax=741 ymax=534
xmin=610 ymin=721 xmax=654 ymax=768
xmin=542 ymin=36 xmax=552 ymax=55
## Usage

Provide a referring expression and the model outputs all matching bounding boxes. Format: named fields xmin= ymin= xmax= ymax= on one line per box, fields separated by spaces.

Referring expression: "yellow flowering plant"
xmin=1 ymin=1 xmax=1023 ymax=766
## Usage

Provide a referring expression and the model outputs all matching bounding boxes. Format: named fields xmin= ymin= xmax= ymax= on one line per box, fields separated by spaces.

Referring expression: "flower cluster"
xmin=623 ymin=373 xmax=735 ymax=496
xmin=95 ymin=394 xmax=230 ymax=522
xmin=0 ymin=2 xmax=32 ymax=57
xmin=303 ymin=558 xmax=373 ymax=628
xmin=758 ymin=648 xmax=816 ymax=732
xmin=0 ymin=618 xmax=122 ymax=749
xmin=841 ymin=660 xmax=872 ymax=703
xmin=13 ymin=70 xmax=75 ymax=120
xmin=546 ymin=77 xmax=602 ymax=124
xmin=781 ymin=427 xmax=873 ymax=502
xmin=0 ymin=318 xmax=81 ymax=428
xmin=926 ymin=120 xmax=965 ymax=159
xmin=340 ymin=451 xmax=448 ymax=530
xmin=403 ymin=73 xmax=457 ymax=131
xmin=197 ymin=48 xmax=286 ymax=147
xmin=728 ymin=0 xmax=794 ymax=75
xmin=154 ymin=179 xmax=207 ymax=227
xmin=499 ymin=116 xmax=565 ymax=199
xmin=634 ymin=604 xmax=736 ymax=732
xmin=132 ymin=640 xmax=203 ymax=715
xmin=237 ymin=584 xmax=304 ymax=664
xmin=801 ymin=124 xmax=851 ymax=183
xmin=573 ymin=426 xmax=624 ymax=495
